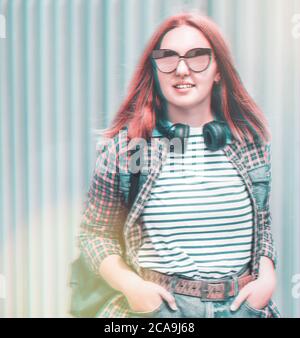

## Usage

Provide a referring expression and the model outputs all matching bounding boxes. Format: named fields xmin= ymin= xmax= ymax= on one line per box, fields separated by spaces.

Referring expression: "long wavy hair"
xmin=103 ymin=12 xmax=270 ymax=144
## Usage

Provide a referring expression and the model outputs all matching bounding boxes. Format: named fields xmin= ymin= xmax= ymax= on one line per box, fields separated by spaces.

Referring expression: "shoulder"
xmin=95 ymin=127 xmax=130 ymax=173
xmin=96 ymin=127 xmax=129 ymax=155
xmin=231 ymin=138 xmax=271 ymax=170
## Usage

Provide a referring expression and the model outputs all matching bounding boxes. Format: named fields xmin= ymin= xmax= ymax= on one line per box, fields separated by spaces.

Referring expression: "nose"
xmin=175 ymin=59 xmax=190 ymax=77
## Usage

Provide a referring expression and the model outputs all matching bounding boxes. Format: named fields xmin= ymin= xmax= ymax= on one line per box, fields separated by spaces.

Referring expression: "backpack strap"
xmin=127 ymin=140 xmax=146 ymax=210
xmin=128 ymin=171 xmax=141 ymax=210
xmin=119 ymin=133 xmax=146 ymax=210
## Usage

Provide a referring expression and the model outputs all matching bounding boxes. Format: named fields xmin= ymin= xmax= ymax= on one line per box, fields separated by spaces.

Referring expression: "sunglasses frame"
xmin=151 ymin=47 xmax=213 ymax=74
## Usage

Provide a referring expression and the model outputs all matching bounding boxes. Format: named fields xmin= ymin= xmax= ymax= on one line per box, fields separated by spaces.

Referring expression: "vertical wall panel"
xmin=264 ymin=0 xmax=286 ymax=315
xmin=55 ymin=0 xmax=72 ymax=317
xmin=292 ymin=0 xmax=300 ymax=318
xmin=1 ymin=0 xmax=12 ymax=317
xmin=0 ymin=0 xmax=299 ymax=317
xmin=26 ymin=0 xmax=40 ymax=316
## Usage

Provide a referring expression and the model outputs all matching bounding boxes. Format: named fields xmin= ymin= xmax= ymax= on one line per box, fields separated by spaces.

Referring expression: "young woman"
xmin=78 ymin=12 xmax=280 ymax=318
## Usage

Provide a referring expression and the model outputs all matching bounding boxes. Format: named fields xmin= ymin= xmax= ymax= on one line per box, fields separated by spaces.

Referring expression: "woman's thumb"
xmin=159 ymin=287 xmax=178 ymax=311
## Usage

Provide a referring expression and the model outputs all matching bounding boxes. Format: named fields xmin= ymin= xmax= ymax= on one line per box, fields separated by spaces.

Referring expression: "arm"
xmin=78 ymin=138 xmax=127 ymax=275
xmin=99 ymin=254 xmax=178 ymax=312
xmin=257 ymin=210 xmax=277 ymax=270
xmin=231 ymin=142 xmax=277 ymax=311
xmin=99 ymin=254 xmax=143 ymax=293
xmin=257 ymin=142 xmax=278 ymax=270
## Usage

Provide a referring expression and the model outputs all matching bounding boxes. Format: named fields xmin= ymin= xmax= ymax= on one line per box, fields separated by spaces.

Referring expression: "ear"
xmin=214 ymin=72 xmax=221 ymax=83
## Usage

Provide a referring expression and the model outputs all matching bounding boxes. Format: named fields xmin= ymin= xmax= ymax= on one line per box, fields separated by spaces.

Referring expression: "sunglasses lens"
xmin=154 ymin=55 xmax=179 ymax=73
xmin=187 ymin=54 xmax=211 ymax=72
xmin=152 ymin=49 xmax=211 ymax=73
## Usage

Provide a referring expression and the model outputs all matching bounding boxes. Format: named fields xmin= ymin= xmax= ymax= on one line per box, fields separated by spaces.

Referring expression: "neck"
xmin=166 ymin=98 xmax=215 ymax=127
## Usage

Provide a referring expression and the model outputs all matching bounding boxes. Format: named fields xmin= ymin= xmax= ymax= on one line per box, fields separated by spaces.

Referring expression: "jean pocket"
xmin=128 ymin=300 xmax=165 ymax=317
xmin=243 ymin=301 xmax=268 ymax=318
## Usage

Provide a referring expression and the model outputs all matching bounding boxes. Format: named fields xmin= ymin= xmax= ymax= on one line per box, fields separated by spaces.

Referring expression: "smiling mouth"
xmin=173 ymin=84 xmax=196 ymax=89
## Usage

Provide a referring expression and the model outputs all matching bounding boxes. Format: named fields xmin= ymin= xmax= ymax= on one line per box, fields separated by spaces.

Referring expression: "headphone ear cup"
xmin=168 ymin=123 xmax=190 ymax=140
xmin=156 ymin=122 xmax=190 ymax=153
xmin=203 ymin=121 xmax=228 ymax=151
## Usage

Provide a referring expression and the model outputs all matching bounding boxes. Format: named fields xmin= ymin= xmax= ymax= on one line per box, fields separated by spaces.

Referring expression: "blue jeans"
xmin=129 ymin=293 xmax=268 ymax=318
xmin=128 ymin=267 xmax=268 ymax=318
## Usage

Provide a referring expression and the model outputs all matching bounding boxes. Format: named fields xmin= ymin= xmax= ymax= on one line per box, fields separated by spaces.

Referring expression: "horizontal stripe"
xmin=143 ymin=215 xmax=252 ymax=228
xmin=142 ymin=204 xmax=252 ymax=216
xmin=139 ymin=248 xmax=252 ymax=257
xmin=143 ymin=238 xmax=252 ymax=248
xmin=143 ymin=225 xmax=253 ymax=235
xmin=143 ymin=232 xmax=252 ymax=241
xmin=150 ymin=185 xmax=247 ymax=193
xmin=143 ymin=210 xmax=253 ymax=223
xmin=139 ymin=254 xmax=251 ymax=266
xmin=144 ymin=196 xmax=250 ymax=208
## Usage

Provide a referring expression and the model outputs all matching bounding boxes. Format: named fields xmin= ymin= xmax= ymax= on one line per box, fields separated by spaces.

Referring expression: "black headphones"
xmin=155 ymin=119 xmax=232 ymax=152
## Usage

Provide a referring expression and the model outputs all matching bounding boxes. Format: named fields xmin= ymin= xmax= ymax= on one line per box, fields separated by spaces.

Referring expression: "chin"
xmin=172 ymin=99 xmax=204 ymax=109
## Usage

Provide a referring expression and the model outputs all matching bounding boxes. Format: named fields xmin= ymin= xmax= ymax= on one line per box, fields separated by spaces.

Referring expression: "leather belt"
xmin=140 ymin=268 xmax=254 ymax=301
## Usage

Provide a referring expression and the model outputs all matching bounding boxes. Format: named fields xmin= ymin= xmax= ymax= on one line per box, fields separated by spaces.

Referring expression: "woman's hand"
xmin=123 ymin=279 xmax=178 ymax=313
xmin=230 ymin=276 xmax=276 ymax=311
xmin=230 ymin=256 xmax=276 ymax=311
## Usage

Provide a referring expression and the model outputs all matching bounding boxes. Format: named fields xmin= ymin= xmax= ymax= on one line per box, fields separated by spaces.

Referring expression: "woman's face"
xmin=154 ymin=25 xmax=220 ymax=111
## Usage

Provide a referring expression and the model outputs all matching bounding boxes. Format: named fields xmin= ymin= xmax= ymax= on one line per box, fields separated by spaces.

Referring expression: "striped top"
xmin=138 ymin=125 xmax=254 ymax=280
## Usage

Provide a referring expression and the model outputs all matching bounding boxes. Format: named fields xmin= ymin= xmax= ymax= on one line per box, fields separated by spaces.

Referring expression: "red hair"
xmin=103 ymin=12 xmax=270 ymax=144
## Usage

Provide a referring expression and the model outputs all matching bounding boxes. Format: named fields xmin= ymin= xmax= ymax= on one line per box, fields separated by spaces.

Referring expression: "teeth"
xmin=174 ymin=84 xmax=194 ymax=89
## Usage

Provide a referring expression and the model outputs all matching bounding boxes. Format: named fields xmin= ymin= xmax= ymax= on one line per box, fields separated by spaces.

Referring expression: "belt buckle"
xmin=201 ymin=280 xmax=232 ymax=301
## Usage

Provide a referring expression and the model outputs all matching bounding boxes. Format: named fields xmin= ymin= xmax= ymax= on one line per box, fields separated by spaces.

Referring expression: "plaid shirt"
xmin=78 ymin=127 xmax=280 ymax=318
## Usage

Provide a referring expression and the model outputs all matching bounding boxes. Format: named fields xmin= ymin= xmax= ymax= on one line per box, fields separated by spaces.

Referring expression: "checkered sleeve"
xmin=78 ymin=137 xmax=127 ymax=276
xmin=257 ymin=142 xmax=278 ymax=269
